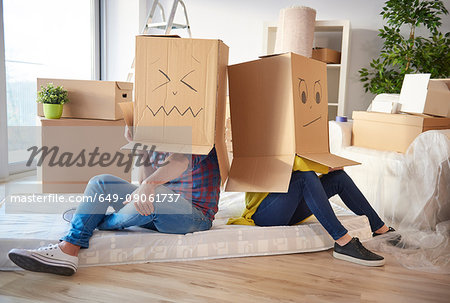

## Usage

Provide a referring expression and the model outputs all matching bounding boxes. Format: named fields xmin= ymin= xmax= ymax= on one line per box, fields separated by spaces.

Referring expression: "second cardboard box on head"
xmin=225 ymin=53 xmax=358 ymax=192
xmin=122 ymin=35 xmax=358 ymax=192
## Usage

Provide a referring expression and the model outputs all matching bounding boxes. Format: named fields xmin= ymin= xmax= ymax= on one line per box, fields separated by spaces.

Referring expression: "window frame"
xmin=0 ymin=0 xmax=103 ymax=178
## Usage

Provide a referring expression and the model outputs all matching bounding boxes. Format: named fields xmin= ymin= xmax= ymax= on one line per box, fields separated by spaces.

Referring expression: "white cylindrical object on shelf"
xmin=275 ymin=6 xmax=316 ymax=58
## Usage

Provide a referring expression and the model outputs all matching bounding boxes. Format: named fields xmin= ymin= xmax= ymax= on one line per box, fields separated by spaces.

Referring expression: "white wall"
xmin=102 ymin=0 xmax=141 ymax=82
xmin=104 ymin=0 xmax=450 ymax=117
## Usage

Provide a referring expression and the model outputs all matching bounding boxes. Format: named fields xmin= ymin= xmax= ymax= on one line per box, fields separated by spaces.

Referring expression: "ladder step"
xmin=146 ymin=22 xmax=189 ymax=30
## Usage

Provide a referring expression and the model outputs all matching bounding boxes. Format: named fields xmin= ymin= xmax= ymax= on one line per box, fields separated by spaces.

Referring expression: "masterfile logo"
xmin=26 ymin=143 xmax=168 ymax=173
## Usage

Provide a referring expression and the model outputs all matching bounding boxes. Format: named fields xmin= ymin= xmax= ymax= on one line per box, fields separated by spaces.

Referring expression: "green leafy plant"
xmin=36 ymin=83 xmax=70 ymax=105
xmin=359 ymin=0 xmax=450 ymax=94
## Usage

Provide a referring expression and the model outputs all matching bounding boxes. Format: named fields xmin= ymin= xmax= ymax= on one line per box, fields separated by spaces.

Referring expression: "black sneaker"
xmin=372 ymin=226 xmax=396 ymax=237
xmin=373 ymin=227 xmax=402 ymax=247
xmin=333 ymin=237 xmax=385 ymax=267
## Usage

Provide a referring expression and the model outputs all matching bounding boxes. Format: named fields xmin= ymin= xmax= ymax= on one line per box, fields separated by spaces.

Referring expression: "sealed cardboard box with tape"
xmin=37 ymin=78 xmax=133 ymax=120
xmin=226 ymin=52 xmax=359 ymax=193
xmin=352 ymin=111 xmax=450 ymax=153
xmin=38 ymin=118 xmax=131 ymax=193
xmin=121 ymin=36 xmax=230 ymax=185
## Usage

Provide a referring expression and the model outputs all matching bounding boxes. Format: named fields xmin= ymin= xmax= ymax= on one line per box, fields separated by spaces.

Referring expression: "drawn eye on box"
xmin=313 ymin=80 xmax=322 ymax=104
xmin=297 ymin=78 xmax=322 ymax=105
xmin=153 ymin=69 xmax=198 ymax=94
xmin=297 ymin=78 xmax=323 ymax=128
xmin=298 ymin=78 xmax=308 ymax=104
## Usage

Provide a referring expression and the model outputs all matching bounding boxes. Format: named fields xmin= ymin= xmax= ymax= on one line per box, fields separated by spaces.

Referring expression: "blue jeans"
xmin=252 ymin=170 xmax=385 ymax=240
xmin=61 ymin=174 xmax=212 ymax=248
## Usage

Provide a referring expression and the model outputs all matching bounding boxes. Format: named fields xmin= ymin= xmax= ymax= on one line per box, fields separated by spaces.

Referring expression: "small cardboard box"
xmin=226 ymin=52 xmax=358 ymax=193
xmin=38 ymin=118 xmax=131 ymax=193
xmin=37 ymin=79 xmax=133 ymax=120
xmin=122 ymin=36 xmax=230 ymax=185
xmin=352 ymin=111 xmax=450 ymax=153
xmin=399 ymin=74 xmax=450 ymax=118
xmin=312 ymin=48 xmax=341 ymax=64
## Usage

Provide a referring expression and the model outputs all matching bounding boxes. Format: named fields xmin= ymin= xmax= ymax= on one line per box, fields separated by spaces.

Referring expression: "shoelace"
xmin=36 ymin=244 xmax=59 ymax=251
xmin=353 ymin=238 xmax=373 ymax=255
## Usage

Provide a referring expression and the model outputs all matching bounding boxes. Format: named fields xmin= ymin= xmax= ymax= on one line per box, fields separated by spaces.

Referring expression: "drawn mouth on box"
xmin=146 ymin=105 xmax=204 ymax=117
xmin=303 ymin=116 xmax=322 ymax=127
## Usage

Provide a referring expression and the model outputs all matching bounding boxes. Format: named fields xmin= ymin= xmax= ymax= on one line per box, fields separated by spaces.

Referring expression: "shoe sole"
xmin=8 ymin=252 xmax=76 ymax=276
xmin=333 ymin=251 xmax=385 ymax=267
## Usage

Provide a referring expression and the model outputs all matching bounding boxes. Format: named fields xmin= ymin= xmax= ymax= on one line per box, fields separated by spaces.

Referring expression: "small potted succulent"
xmin=37 ymin=83 xmax=70 ymax=119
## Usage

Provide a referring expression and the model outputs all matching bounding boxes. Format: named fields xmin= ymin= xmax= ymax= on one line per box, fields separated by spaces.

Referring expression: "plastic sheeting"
xmin=330 ymin=120 xmax=450 ymax=274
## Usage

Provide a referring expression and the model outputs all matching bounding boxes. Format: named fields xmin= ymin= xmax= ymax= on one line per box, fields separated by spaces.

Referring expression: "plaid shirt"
xmin=149 ymin=148 xmax=221 ymax=221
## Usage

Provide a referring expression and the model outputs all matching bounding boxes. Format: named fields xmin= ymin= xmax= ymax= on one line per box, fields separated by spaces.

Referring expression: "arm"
xmin=124 ymin=153 xmax=190 ymax=215
xmin=137 ymin=151 xmax=157 ymax=184
xmin=124 ymin=125 xmax=157 ymax=184
xmin=142 ymin=153 xmax=189 ymax=186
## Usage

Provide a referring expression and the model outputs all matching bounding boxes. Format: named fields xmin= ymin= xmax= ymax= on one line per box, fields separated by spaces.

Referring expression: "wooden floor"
xmin=1 ymin=250 xmax=449 ymax=303
xmin=1 ymin=173 xmax=449 ymax=302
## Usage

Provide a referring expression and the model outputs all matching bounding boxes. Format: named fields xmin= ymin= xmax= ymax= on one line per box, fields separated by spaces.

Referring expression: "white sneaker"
xmin=8 ymin=243 xmax=78 ymax=276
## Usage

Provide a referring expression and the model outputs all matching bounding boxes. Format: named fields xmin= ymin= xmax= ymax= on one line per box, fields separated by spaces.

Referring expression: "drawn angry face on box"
xmin=134 ymin=37 xmax=220 ymax=147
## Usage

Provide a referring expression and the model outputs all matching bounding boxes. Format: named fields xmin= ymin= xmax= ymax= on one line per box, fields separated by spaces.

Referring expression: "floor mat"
xmin=0 ymin=192 xmax=371 ymax=270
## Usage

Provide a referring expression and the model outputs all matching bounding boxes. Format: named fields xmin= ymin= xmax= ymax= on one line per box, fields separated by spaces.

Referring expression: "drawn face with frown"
xmin=293 ymin=55 xmax=328 ymax=153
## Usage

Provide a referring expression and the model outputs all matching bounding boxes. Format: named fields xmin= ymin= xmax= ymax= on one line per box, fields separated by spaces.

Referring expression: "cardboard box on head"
xmin=121 ymin=36 xmax=230 ymax=185
xmin=225 ymin=52 xmax=359 ymax=193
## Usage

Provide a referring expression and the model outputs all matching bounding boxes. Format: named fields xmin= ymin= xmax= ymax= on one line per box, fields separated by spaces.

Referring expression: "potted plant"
xmin=37 ymin=83 xmax=70 ymax=119
xmin=359 ymin=0 xmax=450 ymax=94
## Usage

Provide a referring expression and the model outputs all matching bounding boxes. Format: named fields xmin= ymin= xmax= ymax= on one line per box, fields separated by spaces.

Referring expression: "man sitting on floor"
xmin=8 ymin=130 xmax=221 ymax=276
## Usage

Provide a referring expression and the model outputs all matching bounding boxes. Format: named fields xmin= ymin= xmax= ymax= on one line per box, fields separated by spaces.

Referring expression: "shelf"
xmin=328 ymin=103 xmax=339 ymax=106
xmin=327 ymin=64 xmax=341 ymax=68
xmin=315 ymin=20 xmax=350 ymax=32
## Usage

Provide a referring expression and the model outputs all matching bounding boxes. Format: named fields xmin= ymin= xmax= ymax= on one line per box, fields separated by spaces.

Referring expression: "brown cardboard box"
xmin=225 ymin=52 xmax=358 ymax=193
xmin=38 ymin=118 xmax=131 ymax=193
xmin=37 ymin=79 xmax=133 ymax=120
xmin=352 ymin=111 xmax=450 ymax=153
xmin=121 ymin=36 xmax=230 ymax=185
xmin=312 ymin=48 xmax=341 ymax=64
xmin=399 ymin=74 xmax=450 ymax=118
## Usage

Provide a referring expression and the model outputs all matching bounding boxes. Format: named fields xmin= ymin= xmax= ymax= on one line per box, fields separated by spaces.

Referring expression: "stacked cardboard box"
xmin=352 ymin=112 xmax=450 ymax=153
xmin=352 ymin=75 xmax=450 ymax=153
xmin=37 ymin=79 xmax=133 ymax=120
xmin=37 ymin=79 xmax=133 ymax=193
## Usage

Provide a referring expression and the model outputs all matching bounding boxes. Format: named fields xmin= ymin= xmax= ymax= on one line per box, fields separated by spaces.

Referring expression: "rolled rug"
xmin=275 ymin=6 xmax=316 ymax=58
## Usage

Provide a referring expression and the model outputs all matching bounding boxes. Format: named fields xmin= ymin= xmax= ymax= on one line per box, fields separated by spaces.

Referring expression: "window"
xmin=3 ymin=0 xmax=98 ymax=168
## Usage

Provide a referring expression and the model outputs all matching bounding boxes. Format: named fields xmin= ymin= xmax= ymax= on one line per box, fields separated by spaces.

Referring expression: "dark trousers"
xmin=252 ymin=170 xmax=385 ymax=240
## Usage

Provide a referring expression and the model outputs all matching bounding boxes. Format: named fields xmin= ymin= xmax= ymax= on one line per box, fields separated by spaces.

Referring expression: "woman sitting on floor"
xmin=228 ymin=156 xmax=396 ymax=267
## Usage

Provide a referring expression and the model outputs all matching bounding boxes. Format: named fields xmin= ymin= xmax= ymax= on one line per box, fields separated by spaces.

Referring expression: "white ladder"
xmin=127 ymin=0 xmax=192 ymax=82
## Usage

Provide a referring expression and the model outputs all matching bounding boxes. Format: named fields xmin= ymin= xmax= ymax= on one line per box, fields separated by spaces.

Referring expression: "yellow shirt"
xmin=227 ymin=156 xmax=329 ymax=225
